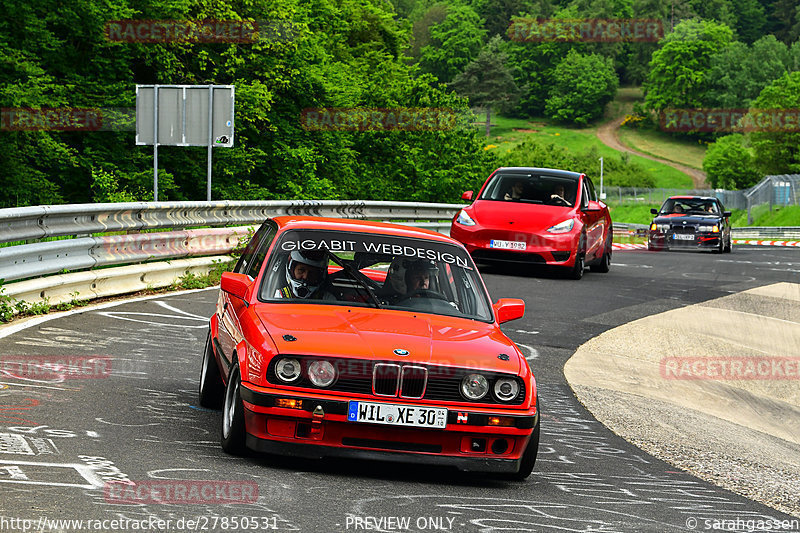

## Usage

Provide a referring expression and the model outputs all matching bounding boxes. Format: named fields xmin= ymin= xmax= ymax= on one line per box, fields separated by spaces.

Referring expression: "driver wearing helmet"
xmin=275 ymin=250 xmax=335 ymax=300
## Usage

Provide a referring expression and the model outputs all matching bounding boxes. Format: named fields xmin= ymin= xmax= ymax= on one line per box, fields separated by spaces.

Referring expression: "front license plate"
xmin=673 ymin=234 xmax=694 ymax=241
xmin=490 ymin=239 xmax=526 ymax=250
xmin=348 ymin=401 xmax=447 ymax=429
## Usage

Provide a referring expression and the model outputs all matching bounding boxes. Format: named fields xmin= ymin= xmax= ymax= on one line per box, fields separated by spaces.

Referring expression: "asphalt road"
xmin=1 ymin=245 xmax=798 ymax=533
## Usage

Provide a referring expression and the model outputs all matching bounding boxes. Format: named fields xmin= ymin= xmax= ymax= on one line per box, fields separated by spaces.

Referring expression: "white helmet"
xmin=286 ymin=250 xmax=328 ymax=298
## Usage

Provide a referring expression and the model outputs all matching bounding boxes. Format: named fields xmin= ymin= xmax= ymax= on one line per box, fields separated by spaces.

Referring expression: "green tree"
xmin=450 ymin=36 xmax=520 ymax=136
xmin=644 ymin=19 xmax=734 ymax=112
xmin=418 ymin=4 xmax=487 ymax=84
xmin=706 ymin=35 xmax=792 ymax=108
xmin=750 ymin=71 xmax=800 ymax=174
xmin=702 ymin=134 xmax=759 ymax=189
xmin=544 ymin=49 xmax=619 ymax=125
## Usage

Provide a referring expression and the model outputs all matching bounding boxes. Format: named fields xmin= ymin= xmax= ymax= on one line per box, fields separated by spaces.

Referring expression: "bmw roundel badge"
xmin=393 ymin=349 xmax=410 ymax=356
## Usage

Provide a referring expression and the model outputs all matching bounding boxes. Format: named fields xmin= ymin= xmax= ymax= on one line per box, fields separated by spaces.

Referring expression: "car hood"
xmin=254 ymin=304 xmax=522 ymax=374
xmin=653 ymin=214 xmax=721 ymax=224
xmin=470 ymin=201 xmax=573 ymax=231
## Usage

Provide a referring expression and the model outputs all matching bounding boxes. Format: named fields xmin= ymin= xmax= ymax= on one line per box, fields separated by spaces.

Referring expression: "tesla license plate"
xmin=490 ymin=240 xmax=526 ymax=250
xmin=673 ymin=234 xmax=694 ymax=241
xmin=348 ymin=401 xmax=447 ymax=429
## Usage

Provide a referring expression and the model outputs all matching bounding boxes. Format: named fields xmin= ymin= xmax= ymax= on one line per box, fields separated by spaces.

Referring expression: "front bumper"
xmin=649 ymin=232 xmax=723 ymax=250
xmin=452 ymin=224 xmax=578 ymax=267
xmin=240 ymin=385 xmax=538 ymax=473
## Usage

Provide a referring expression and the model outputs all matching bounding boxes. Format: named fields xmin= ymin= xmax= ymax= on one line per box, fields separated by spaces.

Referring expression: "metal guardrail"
xmin=0 ymin=200 xmax=461 ymax=244
xmin=1 ymin=200 xmax=798 ymax=313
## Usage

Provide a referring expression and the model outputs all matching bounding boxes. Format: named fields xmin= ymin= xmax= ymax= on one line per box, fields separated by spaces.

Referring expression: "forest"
xmin=1 ymin=0 xmax=799 ymax=207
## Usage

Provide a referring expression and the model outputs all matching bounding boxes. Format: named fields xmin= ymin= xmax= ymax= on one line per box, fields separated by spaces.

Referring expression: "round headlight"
xmin=461 ymin=374 xmax=489 ymax=400
xmin=494 ymin=378 xmax=519 ymax=401
xmin=308 ymin=360 xmax=337 ymax=388
xmin=275 ymin=358 xmax=301 ymax=383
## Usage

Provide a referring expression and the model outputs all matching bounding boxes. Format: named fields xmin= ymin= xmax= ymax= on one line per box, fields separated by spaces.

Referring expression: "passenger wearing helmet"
xmin=275 ymin=250 xmax=335 ymax=300
xmin=380 ymin=258 xmax=438 ymax=303
xmin=405 ymin=259 xmax=436 ymax=293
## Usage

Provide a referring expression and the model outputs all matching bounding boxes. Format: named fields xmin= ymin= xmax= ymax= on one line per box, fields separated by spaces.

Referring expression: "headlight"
xmin=307 ymin=360 xmax=337 ymax=387
xmin=274 ymin=358 xmax=301 ymax=383
xmin=546 ymin=219 xmax=574 ymax=234
xmin=651 ymin=223 xmax=669 ymax=232
xmin=456 ymin=210 xmax=476 ymax=226
xmin=698 ymin=225 xmax=720 ymax=233
xmin=493 ymin=378 xmax=520 ymax=402
xmin=461 ymin=374 xmax=489 ymax=400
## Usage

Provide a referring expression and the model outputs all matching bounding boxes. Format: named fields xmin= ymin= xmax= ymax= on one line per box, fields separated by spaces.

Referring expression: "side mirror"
xmin=220 ymin=272 xmax=252 ymax=301
xmin=493 ymin=298 xmax=525 ymax=324
xmin=650 ymin=208 xmax=659 ymax=215
xmin=723 ymin=211 xmax=731 ymax=217
xmin=584 ymin=201 xmax=602 ymax=212
xmin=461 ymin=191 xmax=474 ymax=201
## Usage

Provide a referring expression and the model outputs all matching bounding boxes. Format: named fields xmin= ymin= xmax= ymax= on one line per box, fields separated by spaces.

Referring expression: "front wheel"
xmin=199 ymin=332 xmax=224 ymax=409
xmin=723 ymin=235 xmax=732 ymax=253
xmin=506 ymin=419 xmax=540 ymax=481
xmin=221 ymin=364 xmax=247 ymax=455
xmin=566 ymin=238 xmax=585 ymax=280
xmin=590 ymin=237 xmax=611 ymax=273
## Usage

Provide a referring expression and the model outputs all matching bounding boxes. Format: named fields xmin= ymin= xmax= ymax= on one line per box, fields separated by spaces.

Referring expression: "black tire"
xmin=506 ymin=418 xmax=540 ymax=481
xmin=199 ymin=333 xmax=224 ymax=409
xmin=220 ymin=364 xmax=247 ymax=455
xmin=724 ymin=235 xmax=732 ymax=253
xmin=566 ymin=236 xmax=586 ymax=280
xmin=590 ymin=237 xmax=611 ymax=273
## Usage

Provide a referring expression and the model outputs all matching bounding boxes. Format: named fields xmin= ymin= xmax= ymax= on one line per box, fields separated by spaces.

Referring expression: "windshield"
xmin=660 ymin=198 xmax=720 ymax=215
xmin=479 ymin=172 xmax=578 ymax=207
xmin=259 ymin=229 xmax=494 ymax=322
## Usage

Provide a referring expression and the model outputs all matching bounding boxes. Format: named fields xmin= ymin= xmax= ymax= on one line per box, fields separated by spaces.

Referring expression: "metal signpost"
xmin=136 ymin=85 xmax=234 ymax=201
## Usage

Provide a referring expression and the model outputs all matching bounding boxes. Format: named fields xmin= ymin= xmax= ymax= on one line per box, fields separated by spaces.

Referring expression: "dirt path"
xmin=596 ymin=117 xmax=708 ymax=188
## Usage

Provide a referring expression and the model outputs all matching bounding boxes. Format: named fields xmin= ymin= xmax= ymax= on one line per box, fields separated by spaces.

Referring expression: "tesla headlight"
xmin=275 ymin=358 xmax=302 ymax=383
xmin=493 ymin=378 xmax=520 ymax=402
xmin=456 ymin=210 xmax=476 ymax=226
xmin=546 ymin=219 xmax=574 ymax=234
xmin=461 ymin=374 xmax=489 ymax=400
xmin=307 ymin=360 xmax=337 ymax=388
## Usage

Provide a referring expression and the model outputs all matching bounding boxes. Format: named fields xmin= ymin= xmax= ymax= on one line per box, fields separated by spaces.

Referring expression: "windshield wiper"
xmin=327 ymin=252 xmax=383 ymax=309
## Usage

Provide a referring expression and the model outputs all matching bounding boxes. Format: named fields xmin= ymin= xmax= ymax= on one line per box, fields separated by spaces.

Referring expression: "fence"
xmin=601 ymin=174 xmax=800 ymax=221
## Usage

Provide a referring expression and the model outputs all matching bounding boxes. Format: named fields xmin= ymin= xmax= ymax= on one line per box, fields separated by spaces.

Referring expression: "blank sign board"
xmin=136 ymin=85 xmax=234 ymax=147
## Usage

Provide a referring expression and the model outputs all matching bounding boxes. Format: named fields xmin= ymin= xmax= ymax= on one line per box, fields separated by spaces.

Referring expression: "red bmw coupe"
xmin=200 ymin=217 xmax=540 ymax=479
xmin=450 ymin=167 xmax=613 ymax=279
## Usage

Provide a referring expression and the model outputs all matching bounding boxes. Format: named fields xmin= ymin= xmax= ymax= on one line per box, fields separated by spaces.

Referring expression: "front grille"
xmin=266 ymin=357 xmax=525 ymax=405
xmin=373 ymin=363 xmax=400 ymax=396
xmin=472 ymin=249 xmax=545 ymax=264
xmin=400 ymin=366 xmax=427 ymax=399
xmin=672 ymin=225 xmax=695 ymax=234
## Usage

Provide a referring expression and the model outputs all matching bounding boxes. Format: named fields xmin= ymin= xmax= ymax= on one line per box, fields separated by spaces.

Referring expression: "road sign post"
xmin=136 ymin=85 xmax=234 ymax=201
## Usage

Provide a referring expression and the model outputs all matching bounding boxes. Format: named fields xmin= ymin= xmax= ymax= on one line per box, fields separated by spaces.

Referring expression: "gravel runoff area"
xmin=564 ymin=282 xmax=800 ymax=518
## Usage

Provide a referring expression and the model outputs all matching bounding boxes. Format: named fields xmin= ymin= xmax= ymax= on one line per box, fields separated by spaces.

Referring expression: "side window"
xmin=585 ymin=177 xmax=598 ymax=202
xmin=234 ymin=222 xmax=276 ymax=279
xmin=581 ymin=179 xmax=590 ymax=208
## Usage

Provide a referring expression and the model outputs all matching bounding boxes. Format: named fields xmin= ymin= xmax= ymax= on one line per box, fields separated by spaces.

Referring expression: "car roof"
xmin=271 ymin=216 xmax=457 ymax=244
xmin=668 ymin=196 xmax=718 ymax=200
xmin=494 ymin=167 xmax=584 ymax=178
